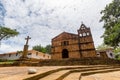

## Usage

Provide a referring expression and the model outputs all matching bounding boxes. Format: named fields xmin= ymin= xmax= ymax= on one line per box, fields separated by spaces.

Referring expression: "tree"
xmin=33 ymin=44 xmax=46 ymax=53
xmin=32 ymin=44 xmax=51 ymax=54
xmin=45 ymin=44 xmax=51 ymax=54
xmin=114 ymin=47 xmax=120 ymax=60
xmin=100 ymin=0 xmax=120 ymax=47
xmin=0 ymin=27 xmax=19 ymax=41
xmin=114 ymin=47 xmax=120 ymax=53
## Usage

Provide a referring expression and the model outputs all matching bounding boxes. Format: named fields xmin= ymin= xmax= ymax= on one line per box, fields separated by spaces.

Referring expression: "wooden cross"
xmin=25 ymin=36 xmax=31 ymax=45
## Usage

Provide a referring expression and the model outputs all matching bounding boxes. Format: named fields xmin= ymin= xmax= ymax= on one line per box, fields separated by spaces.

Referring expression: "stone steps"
xmin=80 ymin=68 xmax=120 ymax=80
xmin=81 ymin=68 xmax=120 ymax=76
xmin=80 ymin=76 xmax=95 ymax=80
xmin=24 ymin=65 xmax=106 ymax=80
xmin=63 ymin=72 xmax=81 ymax=80
xmin=39 ymin=70 xmax=69 ymax=80
xmin=81 ymin=71 xmax=120 ymax=80
xmin=56 ymin=66 xmax=120 ymax=80
xmin=63 ymin=68 xmax=120 ymax=80
xmin=40 ymin=66 xmax=111 ymax=80
xmin=24 ymin=65 xmax=120 ymax=80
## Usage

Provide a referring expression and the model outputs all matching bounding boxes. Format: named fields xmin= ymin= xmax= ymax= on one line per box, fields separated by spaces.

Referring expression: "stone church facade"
xmin=51 ymin=23 xmax=96 ymax=59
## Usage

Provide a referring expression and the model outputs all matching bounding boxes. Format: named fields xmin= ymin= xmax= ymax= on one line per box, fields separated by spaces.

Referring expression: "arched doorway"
xmin=62 ymin=49 xmax=69 ymax=58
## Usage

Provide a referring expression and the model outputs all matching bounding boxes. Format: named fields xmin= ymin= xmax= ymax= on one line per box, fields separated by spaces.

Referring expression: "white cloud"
xmin=0 ymin=0 xmax=113 ymax=53
xmin=0 ymin=42 xmax=23 ymax=53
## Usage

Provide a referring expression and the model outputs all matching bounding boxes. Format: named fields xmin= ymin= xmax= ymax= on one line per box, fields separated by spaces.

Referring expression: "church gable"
xmin=52 ymin=32 xmax=77 ymax=41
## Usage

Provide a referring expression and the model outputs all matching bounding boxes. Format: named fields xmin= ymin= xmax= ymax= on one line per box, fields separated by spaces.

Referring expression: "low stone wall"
xmin=39 ymin=57 xmax=120 ymax=66
xmin=0 ymin=64 xmax=13 ymax=67
xmin=0 ymin=57 xmax=120 ymax=66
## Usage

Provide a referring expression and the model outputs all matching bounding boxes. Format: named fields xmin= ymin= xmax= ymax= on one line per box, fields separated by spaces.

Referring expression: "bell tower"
xmin=77 ymin=23 xmax=96 ymax=57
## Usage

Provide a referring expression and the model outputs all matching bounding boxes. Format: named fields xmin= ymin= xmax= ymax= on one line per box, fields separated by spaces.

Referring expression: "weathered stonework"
xmin=51 ymin=23 xmax=96 ymax=59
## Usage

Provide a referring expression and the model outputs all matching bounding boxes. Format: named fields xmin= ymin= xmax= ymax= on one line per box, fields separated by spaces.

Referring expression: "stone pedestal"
xmin=20 ymin=45 xmax=29 ymax=60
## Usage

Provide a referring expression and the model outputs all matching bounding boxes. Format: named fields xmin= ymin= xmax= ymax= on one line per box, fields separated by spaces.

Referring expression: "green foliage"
xmin=114 ymin=47 xmax=120 ymax=53
xmin=32 ymin=44 xmax=51 ymax=54
xmin=45 ymin=44 xmax=51 ymax=54
xmin=0 ymin=26 xmax=19 ymax=41
xmin=100 ymin=0 xmax=120 ymax=47
xmin=0 ymin=59 xmax=15 ymax=64
xmin=114 ymin=47 xmax=120 ymax=60
xmin=16 ymin=50 xmax=23 ymax=53
xmin=33 ymin=44 xmax=46 ymax=53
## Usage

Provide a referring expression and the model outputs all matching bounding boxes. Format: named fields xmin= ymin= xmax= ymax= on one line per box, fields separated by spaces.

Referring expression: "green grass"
xmin=0 ymin=60 xmax=15 ymax=64
xmin=0 ymin=62 xmax=14 ymax=64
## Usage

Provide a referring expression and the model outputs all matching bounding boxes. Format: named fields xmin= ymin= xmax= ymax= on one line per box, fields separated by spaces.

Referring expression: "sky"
xmin=0 ymin=0 xmax=113 ymax=53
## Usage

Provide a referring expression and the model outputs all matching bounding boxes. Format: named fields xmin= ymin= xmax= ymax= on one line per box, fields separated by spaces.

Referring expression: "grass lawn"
xmin=0 ymin=61 xmax=15 ymax=64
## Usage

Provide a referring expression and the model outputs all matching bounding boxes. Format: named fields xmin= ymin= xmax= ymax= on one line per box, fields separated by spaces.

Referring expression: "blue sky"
xmin=0 ymin=0 xmax=113 ymax=53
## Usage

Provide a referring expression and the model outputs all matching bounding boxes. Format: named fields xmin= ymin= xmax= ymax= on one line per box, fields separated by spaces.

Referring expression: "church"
xmin=51 ymin=23 xmax=97 ymax=59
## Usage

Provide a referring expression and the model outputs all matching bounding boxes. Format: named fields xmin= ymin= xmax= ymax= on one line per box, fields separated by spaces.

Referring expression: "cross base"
xmin=19 ymin=56 xmax=30 ymax=61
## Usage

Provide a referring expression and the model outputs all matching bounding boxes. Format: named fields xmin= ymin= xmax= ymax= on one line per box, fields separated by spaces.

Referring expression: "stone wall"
xmin=39 ymin=58 xmax=120 ymax=66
